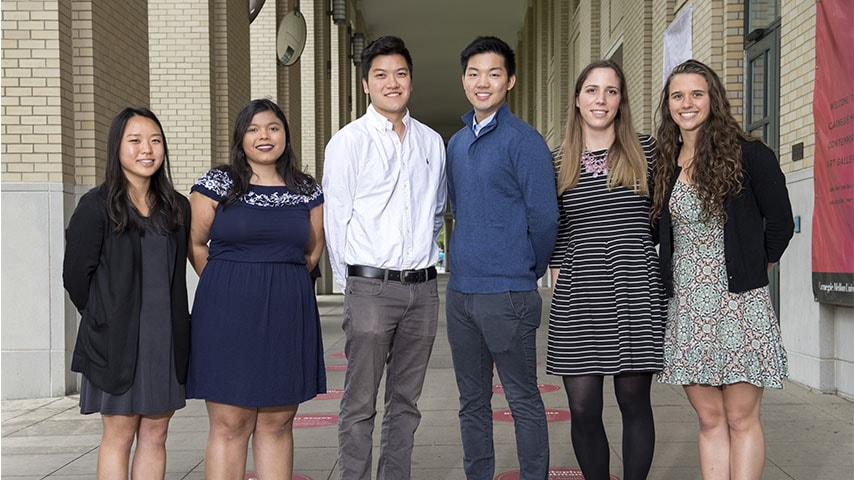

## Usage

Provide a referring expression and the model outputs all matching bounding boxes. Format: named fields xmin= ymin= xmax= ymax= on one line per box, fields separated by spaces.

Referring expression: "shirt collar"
xmin=366 ymin=104 xmax=410 ymax=132
xmin=472 ymin=111 xmax=497 ymax=136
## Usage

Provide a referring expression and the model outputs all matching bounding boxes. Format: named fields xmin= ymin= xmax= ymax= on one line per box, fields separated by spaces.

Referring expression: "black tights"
xmin=562 ymin=373 xmax=655 ymax=480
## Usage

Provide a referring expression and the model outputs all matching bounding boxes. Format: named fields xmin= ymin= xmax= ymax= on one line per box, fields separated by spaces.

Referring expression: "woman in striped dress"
xmin=548 ymin=60 xmax=666 ymax=480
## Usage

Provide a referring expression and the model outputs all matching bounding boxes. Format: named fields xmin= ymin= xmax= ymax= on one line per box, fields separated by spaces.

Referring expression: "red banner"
xmin=812 ymin=0 xmax=854 ymax=306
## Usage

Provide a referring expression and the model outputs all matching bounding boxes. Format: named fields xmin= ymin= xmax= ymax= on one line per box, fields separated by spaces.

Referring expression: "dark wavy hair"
xmin=556 ymin=60 xmax=648 ymax=196
xmin=221 ymin=98 xmax=316 ymax=206
xmin=361 ymin=35 xmax=413 ymax=79
xmin=652 ymin=59 xmax=749 ymax=223
xmin=460 ymin=36 xmax=516 ymax=77
xmin=104 ymin=107 xmax=183 ymax=233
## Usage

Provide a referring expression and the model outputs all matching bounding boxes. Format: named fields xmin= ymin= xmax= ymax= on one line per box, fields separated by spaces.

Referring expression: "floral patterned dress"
xmin=658 ymin=180 xmax=788 ymax=388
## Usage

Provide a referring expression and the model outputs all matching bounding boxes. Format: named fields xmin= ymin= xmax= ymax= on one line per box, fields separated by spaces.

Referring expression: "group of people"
xmin=63 ymin=33 xmax=793 ymax=480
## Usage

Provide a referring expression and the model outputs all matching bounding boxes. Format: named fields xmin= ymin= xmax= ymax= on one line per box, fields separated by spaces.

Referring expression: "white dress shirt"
xmin=323 ymin=104 xmax=447 ymax=288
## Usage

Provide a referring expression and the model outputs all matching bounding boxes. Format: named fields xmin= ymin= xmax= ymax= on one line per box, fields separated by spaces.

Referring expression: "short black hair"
xmin=460 ymin=36 xmax=515 ymax=77
xmin=360 ymin=35 xmax=413 ymax=79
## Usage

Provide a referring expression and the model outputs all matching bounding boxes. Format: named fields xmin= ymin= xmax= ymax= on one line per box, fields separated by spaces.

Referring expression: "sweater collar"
xmin=461 ymin=102 xmax=510 ymax=136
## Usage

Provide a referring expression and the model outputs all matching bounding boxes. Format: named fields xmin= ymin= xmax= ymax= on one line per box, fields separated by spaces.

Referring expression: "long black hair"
xmin=104 ymin=107 xmax=183 ymax=233
xmin=222 ymin=98 xmax=317 ymax=206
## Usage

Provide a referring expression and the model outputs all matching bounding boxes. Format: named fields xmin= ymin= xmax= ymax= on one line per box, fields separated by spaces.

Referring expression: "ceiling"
xmin=354 ymin=0 xmax=529 ymax=141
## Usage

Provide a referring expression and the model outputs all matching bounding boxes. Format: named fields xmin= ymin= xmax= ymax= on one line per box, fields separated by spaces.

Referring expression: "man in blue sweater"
xmin=445 ymin=36 xmax=559 ymax=480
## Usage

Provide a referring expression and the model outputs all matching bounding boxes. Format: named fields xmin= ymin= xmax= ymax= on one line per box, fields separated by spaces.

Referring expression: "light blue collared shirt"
xmin=472 ymin=112 xmax=497 ymax=136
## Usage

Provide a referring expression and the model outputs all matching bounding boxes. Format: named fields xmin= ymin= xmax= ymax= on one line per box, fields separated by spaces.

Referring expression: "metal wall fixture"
xmin=351 ymin=32 xmax=365 ymax=66
xmin=330 ymin=0 xmax=346 ymax=25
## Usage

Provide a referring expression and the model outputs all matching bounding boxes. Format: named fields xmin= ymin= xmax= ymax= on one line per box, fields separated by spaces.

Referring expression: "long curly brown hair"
xmin=651 ymin=59 xmax=750 ymax=223
xmin=556 ymin=60 xmax=648 ymax=196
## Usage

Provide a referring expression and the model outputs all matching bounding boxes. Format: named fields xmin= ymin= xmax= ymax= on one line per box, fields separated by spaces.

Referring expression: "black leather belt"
xmin=347 ymin=265 xmax=437 ymax=284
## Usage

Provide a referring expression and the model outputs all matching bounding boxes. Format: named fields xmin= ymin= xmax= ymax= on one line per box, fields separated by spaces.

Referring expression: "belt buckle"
xmin=399 ymin=269 xmax=412 ymax=285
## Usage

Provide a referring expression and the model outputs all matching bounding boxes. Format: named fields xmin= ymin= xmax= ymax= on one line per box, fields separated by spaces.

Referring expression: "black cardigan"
xmin=63 ymin=185 xmax=191 ymax=395
xmin=657 ymin=140 xmax=794 ymax=295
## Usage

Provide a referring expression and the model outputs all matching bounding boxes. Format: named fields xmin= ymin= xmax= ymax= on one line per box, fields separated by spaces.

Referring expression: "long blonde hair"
xmin=556 ymin=60 xmax=648 ymax=196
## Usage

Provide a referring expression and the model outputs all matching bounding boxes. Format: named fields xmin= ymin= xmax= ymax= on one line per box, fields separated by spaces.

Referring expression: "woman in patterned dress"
xmin=187 ymin=99 xmax=326 ymax=479
xmin=548 ymin=60 xmax=666 ymax=480
xmin=653 ymin=60 xmax=794 ymax=480
xmin=63 ymin=107 xmax=190 ymax=479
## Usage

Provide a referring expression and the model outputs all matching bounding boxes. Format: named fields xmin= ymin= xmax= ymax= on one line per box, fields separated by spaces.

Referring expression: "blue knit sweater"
xmin=446 ymin=103 xmax=559 ymax=294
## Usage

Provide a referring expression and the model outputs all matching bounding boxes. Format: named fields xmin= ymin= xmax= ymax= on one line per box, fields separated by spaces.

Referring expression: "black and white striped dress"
xmin=547 ymin=135 xmax=666 ymax=376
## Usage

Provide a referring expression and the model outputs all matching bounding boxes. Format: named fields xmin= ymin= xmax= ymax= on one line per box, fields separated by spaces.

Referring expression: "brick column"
xmin=149 ymin=0 xmax=214 ymax=193
xmin=251 ymin=1 xmax=278 ymax=102
xmin=278 ymin=0 xmax=302 ymax=161
xmin=211 ymin=0 xmax=252 ymax=168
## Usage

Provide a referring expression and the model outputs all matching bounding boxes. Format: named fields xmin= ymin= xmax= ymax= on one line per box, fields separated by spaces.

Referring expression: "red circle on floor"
xmin=492 ymin=383 xmax=561 ymax=394
xmin=492 ymin=408 xmax=570 ymax=423
xmin=325 ymin=364 xmax=347 ymax=371
xmin=330 ymin=352 xmax=346 ymax=358
xmin=494 ymin=468 xmax=619 ymax=479
xmin=313 ymin=388 xmax=344 ymax=400
xmin=293 ymin=414 xmax=338 ymax=428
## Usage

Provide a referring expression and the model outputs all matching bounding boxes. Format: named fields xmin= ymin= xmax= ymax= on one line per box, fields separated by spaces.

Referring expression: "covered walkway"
xmin=3 ymin=275 xmax=853 ymax=479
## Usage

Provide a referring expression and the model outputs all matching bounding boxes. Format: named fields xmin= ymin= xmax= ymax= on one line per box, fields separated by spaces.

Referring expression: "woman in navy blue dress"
xmin=187 ymin=99 xmax=326 ymax=479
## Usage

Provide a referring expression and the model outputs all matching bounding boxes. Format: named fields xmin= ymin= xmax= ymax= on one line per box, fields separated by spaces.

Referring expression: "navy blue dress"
xmin=186 ymin=168 xmax=326 ymax=407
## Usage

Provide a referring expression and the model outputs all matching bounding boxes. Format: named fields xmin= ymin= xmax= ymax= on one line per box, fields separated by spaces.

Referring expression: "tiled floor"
xmin=3 ymin=275 xmax=853 ymax=479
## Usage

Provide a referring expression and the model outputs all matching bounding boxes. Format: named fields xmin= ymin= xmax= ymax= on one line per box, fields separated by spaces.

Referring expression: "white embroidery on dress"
xmin=195 ymin=169 xmax=321 ymax=206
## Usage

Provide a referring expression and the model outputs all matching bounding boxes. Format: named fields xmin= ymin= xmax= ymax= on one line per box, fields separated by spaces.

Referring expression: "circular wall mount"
xmin=249 ymin=0 xmax=266 ymax=23
xmin=276 ymin=10 xmax=307 ymax=66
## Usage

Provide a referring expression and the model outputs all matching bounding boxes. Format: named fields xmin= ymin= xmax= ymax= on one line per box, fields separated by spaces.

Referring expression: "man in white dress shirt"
xmin=322 ymin=35 xmax=447 ymax=480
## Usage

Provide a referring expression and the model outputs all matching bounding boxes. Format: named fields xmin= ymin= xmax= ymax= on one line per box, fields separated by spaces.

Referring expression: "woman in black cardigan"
xmin=63 ymin=107 xmax=190 ymax=479
xmin=652 ymin=60 xmax=794 ymax=480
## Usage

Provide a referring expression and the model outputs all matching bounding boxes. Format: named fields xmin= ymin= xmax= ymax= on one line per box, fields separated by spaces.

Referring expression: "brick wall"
xmin=212 ymin=0 xmax=251 ymax=172
xmin=1 ymin=0 xmax=75 ymax=185
xmin=76 ymin=0 xmax=150 ymax=187
xmin=621 ymin=0 xmax=655 ymax=132
xmin=250 ymin=2 xmax=278 ymax=102
xmin=778 ymin=0 xmax=815 ymax=173
xmin=149 ymin=0 xmax=214 ymax=193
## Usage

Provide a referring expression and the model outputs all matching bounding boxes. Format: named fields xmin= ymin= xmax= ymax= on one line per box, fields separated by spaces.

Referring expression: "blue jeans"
xmin=446 ymin=289 xmax=549 ymax=480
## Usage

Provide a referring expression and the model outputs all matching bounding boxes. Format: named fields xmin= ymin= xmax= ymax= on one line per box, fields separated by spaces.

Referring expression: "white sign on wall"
xmin=663 ymin=4 xmax=693 ymax=83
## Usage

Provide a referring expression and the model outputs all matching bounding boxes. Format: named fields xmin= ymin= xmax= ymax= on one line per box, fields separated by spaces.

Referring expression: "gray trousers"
xmin=338 ymin=276 xmax=439 ymax=480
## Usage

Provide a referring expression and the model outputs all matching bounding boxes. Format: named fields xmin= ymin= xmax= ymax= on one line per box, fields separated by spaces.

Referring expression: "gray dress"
xmin=80 ymin=218 xmax=186 ymax=414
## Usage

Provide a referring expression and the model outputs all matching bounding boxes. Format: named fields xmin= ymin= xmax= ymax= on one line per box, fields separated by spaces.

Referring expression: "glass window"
xmin=749 ymin=53 xmax=767 ymax=124
xmin=747 ymin=0 xmax=780 ymax=33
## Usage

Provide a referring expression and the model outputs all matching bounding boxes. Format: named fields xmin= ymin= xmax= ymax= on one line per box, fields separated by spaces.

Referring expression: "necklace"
xmin=581 ymin=149 xmax=609 ymax=178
